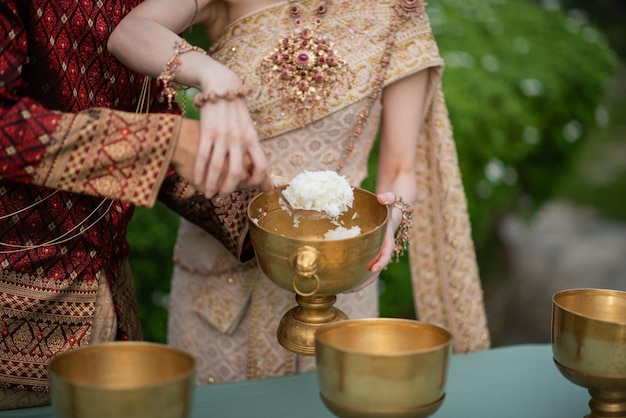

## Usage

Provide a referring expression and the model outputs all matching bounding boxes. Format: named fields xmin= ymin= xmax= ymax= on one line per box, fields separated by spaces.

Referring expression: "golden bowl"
xmin=248 ymin=186 xmax=388 ymax=296
xmin=247 ymin=187 xmax=389 ymax=355
xmin=551 ymin=288 xmax=626 ymax=418
xmin=48 ymin=341 xmax=195 ymax=418
xmin=315 ymin=318 xmax=452 ymax=418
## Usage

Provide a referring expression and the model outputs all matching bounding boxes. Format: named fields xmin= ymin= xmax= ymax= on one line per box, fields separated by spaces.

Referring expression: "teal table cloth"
xmin=2 ymin=344 xmax=589 ymax=418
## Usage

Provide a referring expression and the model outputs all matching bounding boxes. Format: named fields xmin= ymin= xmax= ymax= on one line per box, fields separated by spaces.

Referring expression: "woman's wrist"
xmin=193 ymin=86 xmax=250 ymax=109
xmin=196 ymin=64 xmax=245 ymax=96
xmin=171 ymin=117 xmax=200 ymax=184
xmin=158 ymin=39 xmax=208 ymax=109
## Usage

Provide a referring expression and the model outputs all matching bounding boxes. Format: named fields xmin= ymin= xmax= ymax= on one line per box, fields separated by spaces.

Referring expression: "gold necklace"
xmin=337 ymin=0 xmax=427 ymax=172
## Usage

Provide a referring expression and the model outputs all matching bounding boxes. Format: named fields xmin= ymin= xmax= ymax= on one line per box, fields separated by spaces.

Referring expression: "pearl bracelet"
xmin=192 ymin=86 xmax=251 ymax=109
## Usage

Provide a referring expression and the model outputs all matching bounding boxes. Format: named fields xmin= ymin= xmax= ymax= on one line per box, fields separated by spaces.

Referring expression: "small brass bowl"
xmin=315 ymin=318 xmax=451 ymax=418
xmin=552 ymin=288 xmax=626 ymax=418
xmin=49 ymin=341 xmax=195 ymax=418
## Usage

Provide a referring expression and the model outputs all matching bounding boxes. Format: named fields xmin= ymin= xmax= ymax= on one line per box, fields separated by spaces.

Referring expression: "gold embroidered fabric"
xmin=209 ymin=0 xmax=443 ymax=140
xmin=409 ymin=88 xmax=490 ymax=352
xmin=34 ymin=108 xmax=180 ymax=208
xmin=0 ymin=269 xmax=96 ymax=390
xmin=159 ymin=173 xmax=258 ymax=261
xmin=0 ymin=263 xmax=124 ymax=399
xmin=168 ymin=0 xmax=490 ymax=384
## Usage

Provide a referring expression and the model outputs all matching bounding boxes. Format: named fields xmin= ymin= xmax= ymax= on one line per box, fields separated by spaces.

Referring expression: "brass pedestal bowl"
xmin=48 ymin=342 xmax=195 ymax=418
xmin=315 ymin=318 xmax=452 ymax=418
xmin=247 ymin=187 xmax=389 ymax=355
xmin=552 ymin=288 xmax=626 ymax=418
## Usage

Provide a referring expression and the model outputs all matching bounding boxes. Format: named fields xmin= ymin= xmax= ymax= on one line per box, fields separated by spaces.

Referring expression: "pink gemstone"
xmin=298 ymin=53 xmax=309 ymax=62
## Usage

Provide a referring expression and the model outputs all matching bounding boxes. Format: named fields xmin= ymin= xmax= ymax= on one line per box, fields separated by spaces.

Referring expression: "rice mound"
xmin=282 ymin=170 xmax=354 ymax=218
xmin=324 ymin=226 xmax=362 ymax=240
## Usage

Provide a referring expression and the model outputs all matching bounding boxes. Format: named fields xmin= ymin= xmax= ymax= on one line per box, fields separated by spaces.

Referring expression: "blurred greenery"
xmin=128 ymin=203 xmax=178 ymax=343
xmin=127 ymin=0 xmax=619 ymax=342
xmin=555 ymin=66 xmax=626 ymax=222
xmin=430 ymin=0 xmax=617 ymax=283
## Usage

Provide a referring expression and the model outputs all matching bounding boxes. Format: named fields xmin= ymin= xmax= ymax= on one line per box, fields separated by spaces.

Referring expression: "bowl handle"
xmin=289 ymin=246 xmax=321 ymax=297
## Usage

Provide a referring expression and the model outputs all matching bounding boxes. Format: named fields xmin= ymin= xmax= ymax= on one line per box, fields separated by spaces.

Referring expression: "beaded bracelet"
xmin=158 ymin=39 xmax=207 ymax=109
xmin=392 ymin=196 xmax=414 ymax=261
xmin=192 ymin=86 xmax=251 ymax=109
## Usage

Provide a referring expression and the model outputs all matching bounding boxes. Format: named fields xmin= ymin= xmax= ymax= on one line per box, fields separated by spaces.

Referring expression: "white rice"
xmin=282 ymin=170 xmax=354 ymax=218
xmin=323 ymin=226 xmax=362 ymax=240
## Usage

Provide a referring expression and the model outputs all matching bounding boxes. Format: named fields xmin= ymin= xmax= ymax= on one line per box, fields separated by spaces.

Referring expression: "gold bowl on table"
xmin=551 ymin=288 xmax=626 ymax=418
xmin=247 ymin=186 xmax=389 ymax=356
xmin=48 ymin=341 xmax=195 ymax=418
xmin=315 ymin=318 xmax=452 ymax=418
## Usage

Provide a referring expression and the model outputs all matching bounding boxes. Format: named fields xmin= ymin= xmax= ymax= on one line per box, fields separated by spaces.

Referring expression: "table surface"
xmin=2 ymin=344 xmax=590 ymax=418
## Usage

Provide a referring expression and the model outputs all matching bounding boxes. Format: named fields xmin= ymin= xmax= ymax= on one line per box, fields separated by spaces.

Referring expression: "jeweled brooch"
xmin=257 ymin=27 xmax=354 ymax=122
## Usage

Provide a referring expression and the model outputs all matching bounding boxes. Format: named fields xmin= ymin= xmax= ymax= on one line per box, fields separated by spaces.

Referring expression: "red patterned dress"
xmin=0 ymin=0 xmax=184 ymax=407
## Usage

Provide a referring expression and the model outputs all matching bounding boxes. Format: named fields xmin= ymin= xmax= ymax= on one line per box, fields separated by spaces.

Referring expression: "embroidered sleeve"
xmin=0 ymin=4 xmax=180 ymax=207
xmin=35 ymin=108 xmax=179 ymax=207
xmin=159 ymin=173 xmax=256 ymax=262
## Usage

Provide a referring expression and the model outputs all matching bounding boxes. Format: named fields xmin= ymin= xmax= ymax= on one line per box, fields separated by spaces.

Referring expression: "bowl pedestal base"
xmin=586 ymin=389 xmax=626 ymax=418
xmin=277 ymin=294 xmax=348 ymax=356
xmin=554 ymin=359 xmax=626 ymax=418
xmin=320 ymin=393 xmax=445 ymax=418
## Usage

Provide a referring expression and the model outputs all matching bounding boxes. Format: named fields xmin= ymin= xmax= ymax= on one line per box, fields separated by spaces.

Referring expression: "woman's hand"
xmin=107 ymin=1 xmax=272 ymax=198
xmin=194 ymin=96 xmax=270 ymax=197
xmin=172 ymin=116 xmax=273 ymax=197
xmin=346 ymin=192 xmax=398 ymax=293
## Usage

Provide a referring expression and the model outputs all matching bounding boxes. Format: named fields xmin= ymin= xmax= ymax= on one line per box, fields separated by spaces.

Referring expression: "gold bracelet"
xmin=192 ymin=86 xmax=251 ymax=109
xmin=158 ymin=39 xmax=207 ymax=109
xmin=392 ymin=196 xmax=413 ymax=261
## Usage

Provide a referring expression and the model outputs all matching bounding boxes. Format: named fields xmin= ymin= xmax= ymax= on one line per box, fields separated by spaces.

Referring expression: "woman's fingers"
xmin=194 ymin=98 xmax=270 ymax=197
xmin=345 ymin=226 xmax=395 ymax=294
xmin=377 ymin=191 xmax=396 ymax=206
xmin=345 ymin=190 xmax=401 ymax=294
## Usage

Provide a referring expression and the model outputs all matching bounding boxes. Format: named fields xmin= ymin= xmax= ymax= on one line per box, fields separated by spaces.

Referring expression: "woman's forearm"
xmin=376 ymin=70 xmax=432 ymax=200
xmin=107 ymin=0 xmax=238 ymax=92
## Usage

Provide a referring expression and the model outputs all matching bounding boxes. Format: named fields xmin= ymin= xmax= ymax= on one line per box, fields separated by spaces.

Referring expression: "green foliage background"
xmin=127 ymin=0 xmax=619 ymax=343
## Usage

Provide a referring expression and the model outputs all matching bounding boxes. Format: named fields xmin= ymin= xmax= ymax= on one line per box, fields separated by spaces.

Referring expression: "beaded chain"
xmin=335 ymin=0 xmax=426 ymax=173
xmin=333 ymin=0 xmax=424 ymax=257
xmin=278 ymin=1 xmax=422 ymax=258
